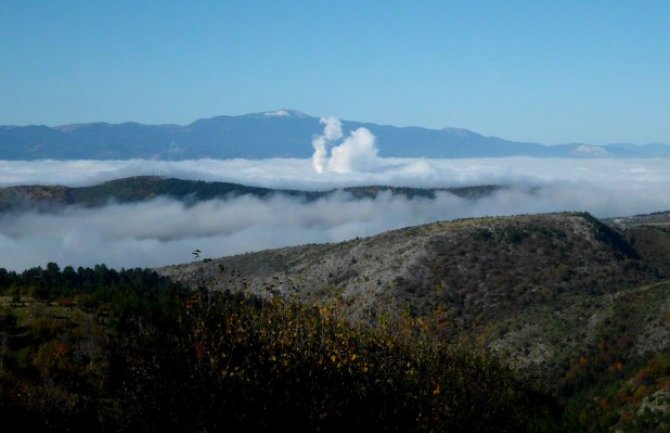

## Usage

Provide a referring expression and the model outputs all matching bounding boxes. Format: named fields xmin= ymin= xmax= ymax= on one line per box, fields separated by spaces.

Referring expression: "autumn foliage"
xmin=0 ymin=265 xmax=554 ymax=432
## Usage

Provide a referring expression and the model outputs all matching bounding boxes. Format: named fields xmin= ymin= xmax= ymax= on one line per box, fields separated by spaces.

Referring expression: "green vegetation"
xmin=625 ymin=225 xmax=670 ymax=276
xmin=2 ymin=261 xmax=670 ymax=431
xmin=0 ymin=263 xmax=556 ymax=433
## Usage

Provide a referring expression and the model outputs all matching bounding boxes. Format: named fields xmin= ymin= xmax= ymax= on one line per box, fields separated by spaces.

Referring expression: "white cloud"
xmin=311 ymin=117 xmax=383 ymax=174
xmin=311 ymin=116 xmax=343 ymax=173
xmin=327 ymin=127 xmax=380 ymax=173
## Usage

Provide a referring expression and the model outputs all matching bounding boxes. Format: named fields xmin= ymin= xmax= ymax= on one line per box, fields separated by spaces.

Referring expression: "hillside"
xmin=160 ymin=213 xmax=669 ymax=378
xmin=0 ymin=265 xmax=554 ymax=433
xmin=161 ymin=212 xmax=657 ymax=318
xmin=0 ymin=176 xmax=502 ymax=212
xmin=2 ymin=110 xmax=669 ymax=160
xmin=3 ymin=211 xmax=670 ymax=431
xmin=159 ymin=211 xmax=670 ymax=429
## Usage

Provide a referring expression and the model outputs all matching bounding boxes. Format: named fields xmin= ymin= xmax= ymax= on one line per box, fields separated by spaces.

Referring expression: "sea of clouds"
xmin=1 ymin=119 xmax=668 ymax=271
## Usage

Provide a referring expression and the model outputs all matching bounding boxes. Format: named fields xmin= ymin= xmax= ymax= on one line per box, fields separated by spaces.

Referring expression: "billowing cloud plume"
xmin=311 ymin=117 xmax=343 ymax=173
xmin=328 ymin=127 xmax=380 ymax=173
xmin=311 ymin=117 xmax=382 ymax=174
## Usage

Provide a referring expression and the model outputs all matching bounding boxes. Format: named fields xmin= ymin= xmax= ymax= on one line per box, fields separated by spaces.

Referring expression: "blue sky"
xmin=1 ymin=1 xmax=669 ymax=144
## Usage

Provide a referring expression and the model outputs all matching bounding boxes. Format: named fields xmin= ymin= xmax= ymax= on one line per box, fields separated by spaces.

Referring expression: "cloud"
xmin=328 ymin=127 xmax=380 ymax=173
xmin=0 ymin=155 xmax=669 ymax=271
xmin=1 ymin=157 xmax=669 ymax=192
xmin=311 ymin=117 xmax=383 ymax=174
xmin=0 ymin=178 xmax=669 ymax=272
xmin=311 ymin=117 xmax=343 ymax=173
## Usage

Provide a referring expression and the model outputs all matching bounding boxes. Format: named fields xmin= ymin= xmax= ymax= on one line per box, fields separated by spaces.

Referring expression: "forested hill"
xmin=0 ymin=175 xmax=501 ymax=212
xmin=161 ymin=211 xmax=670 ymax=430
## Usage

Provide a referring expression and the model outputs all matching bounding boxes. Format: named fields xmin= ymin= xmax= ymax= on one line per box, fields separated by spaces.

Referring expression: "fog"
xmin=1 ymin=178 xmax=668 ymax=271
xmin=1 ymin=118 xmax=669 ymax=271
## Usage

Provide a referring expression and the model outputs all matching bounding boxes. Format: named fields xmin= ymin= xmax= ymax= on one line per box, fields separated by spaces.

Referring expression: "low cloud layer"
xmin=1 ymin=179 xmax=669 ymax=271
xmin=1 ymin=157 xmax=669 ymax=192
xmin=0 ymin=153 xmax=669 ymax=271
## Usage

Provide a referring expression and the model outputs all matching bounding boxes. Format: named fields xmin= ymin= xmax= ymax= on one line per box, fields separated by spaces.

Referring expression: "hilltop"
xmin=160 ymin=212 xmax=670 ymax=380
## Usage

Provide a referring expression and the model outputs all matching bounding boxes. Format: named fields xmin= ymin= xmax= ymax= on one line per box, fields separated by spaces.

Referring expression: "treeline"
xmin=0 ymin=263 xmax=183 ymax=307
xmin=0 ymin=263 xmax=558 ymax=433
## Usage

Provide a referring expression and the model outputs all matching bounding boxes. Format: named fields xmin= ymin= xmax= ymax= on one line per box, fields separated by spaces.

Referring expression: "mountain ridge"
xmin=2 ymin=109 xmax=669 ymax=160
xmin=0 ymin=175 xmax=503 ymax=213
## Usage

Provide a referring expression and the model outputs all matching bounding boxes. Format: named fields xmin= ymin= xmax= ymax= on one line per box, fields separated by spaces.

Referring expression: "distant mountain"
xmin=1 ymin=109 xmax=668 ymax=159
xmin=0 ymin=176 xmax=502 ymax=212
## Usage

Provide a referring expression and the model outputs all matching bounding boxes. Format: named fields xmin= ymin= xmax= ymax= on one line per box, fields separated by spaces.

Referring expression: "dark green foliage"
xmin=625 ymin=225 xmax=670 ymax=277
xmin=0 ymin=263 xmax=557 ymax=433
xmin=581 ymin=212 xmax=640 ymax=260
xmin=2 ymin=259 xmax=669 ymax=432
xmin=473 ymin=228 xmax=494 ymax=241
xmin=415 ymin=213 xmax=657 ymax=327
xmin=106 ymin=288 xmax=554 ymax=433
xmin=0 ymin=267 xmax=15 ymax=289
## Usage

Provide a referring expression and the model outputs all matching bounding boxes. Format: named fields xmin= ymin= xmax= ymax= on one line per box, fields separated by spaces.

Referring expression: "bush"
xmin=107 ymin=289 xmax=557 ymax=433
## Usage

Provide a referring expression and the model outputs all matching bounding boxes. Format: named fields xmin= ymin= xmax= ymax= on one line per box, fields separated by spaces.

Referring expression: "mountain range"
xmin=2 ymin=109 xmax=669 ymax=160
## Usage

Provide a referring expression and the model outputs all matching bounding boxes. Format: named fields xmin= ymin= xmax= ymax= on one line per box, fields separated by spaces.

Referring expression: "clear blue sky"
xmin=1 ymin=1 xmax=669 ymax=144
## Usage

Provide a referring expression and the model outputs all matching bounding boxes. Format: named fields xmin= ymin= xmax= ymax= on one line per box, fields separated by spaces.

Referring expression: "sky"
xmin=1 ymin=1 xmax=669 ymax=145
